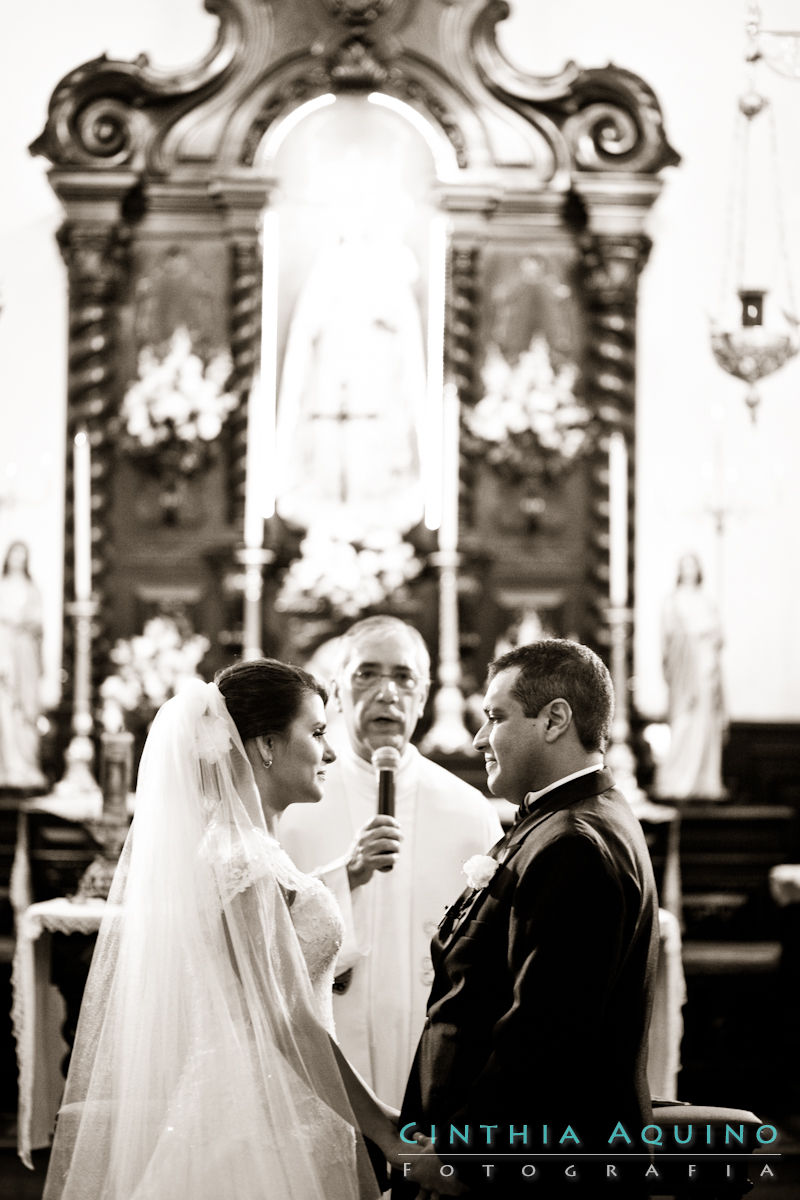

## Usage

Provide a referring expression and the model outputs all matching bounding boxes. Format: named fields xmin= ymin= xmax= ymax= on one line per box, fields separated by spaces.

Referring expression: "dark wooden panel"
xmin=723 ymin=722 xmax=800 ymax=808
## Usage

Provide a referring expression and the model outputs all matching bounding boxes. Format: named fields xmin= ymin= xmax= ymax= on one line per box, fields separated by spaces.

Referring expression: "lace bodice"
xmin=274 ymin=841 xmax=344 ymax=1034
xmin=202 ymin=822 xmax=344 ymax=1034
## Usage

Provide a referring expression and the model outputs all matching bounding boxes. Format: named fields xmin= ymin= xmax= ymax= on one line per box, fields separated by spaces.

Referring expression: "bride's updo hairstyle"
xmin=215 ymin=658 xmax=327 ymax=742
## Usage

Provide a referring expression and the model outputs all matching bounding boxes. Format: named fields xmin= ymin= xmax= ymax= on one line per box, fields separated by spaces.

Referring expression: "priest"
xmin=279 ymin=615 xmax=502 ymax=1109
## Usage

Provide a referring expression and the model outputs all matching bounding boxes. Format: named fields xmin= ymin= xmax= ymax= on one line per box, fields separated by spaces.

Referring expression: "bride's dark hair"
xmin=215 ymin=658 xmax=328 ymax=741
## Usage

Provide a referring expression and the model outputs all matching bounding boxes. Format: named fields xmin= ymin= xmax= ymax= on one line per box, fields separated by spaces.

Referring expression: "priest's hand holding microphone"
xmin=345 ymin=746 xmax=403 ymax=889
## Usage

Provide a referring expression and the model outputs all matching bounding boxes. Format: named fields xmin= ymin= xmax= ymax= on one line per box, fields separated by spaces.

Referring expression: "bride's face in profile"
xmin=259 ymin=691 xmax=336 ymax=811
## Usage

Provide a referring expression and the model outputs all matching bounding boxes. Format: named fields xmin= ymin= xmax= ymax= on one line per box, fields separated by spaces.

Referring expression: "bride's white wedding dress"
xmin=43 ymin=682 xmax=375 ymax=1200
xmin=205 ymin=819 xmax=344 ymax=1033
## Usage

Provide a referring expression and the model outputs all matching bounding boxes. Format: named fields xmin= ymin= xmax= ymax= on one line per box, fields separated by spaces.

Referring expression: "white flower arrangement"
xmin=121 ymin=326 xmax=237 ymax=459
xmin=275 ymin=527 xmax=423 ymax=622
xmin=462 ymin=854 xmax=499 ymax=891
xmin=463 ymin=335 xmax=591 ymax=487
xmin=100 ymin=616 xmax=210 ymax=731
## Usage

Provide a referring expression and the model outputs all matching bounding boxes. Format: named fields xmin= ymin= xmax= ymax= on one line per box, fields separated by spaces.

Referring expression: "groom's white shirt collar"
xmin=523 ymin=763 xmax=603 ymax=809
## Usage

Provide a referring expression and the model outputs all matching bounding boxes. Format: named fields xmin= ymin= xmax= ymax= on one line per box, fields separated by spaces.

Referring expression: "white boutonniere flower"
xmin=463 ymin=854 xmax=499 ymax=891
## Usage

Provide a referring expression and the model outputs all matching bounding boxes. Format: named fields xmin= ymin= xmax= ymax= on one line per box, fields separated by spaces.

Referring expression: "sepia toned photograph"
xmin=1 ymin=1 xmax=799 ymax=1196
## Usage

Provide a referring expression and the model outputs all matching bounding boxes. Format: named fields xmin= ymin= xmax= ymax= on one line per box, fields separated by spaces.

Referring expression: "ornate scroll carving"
xmin=473 ymin=5 xmax=679 ymax=178
xmin=579 ymin=234 xmax=651 ymax=654
xmin=58 ymin=222 xmax=130 ymax=692
xmin=30 ymin=1 xmax=678 ymax=198
xmin=240 ymin=53 xmax=469 ymax=169
xmin=240 ymin=75 xmax=325 ymax=167
xmin=387 ymin=70 xmax=470 ymax=168
xmin=28 ymin=10 xmax=240 ymax=171
xmin=319 ymin=0 xmax=398 ymax=23
xmin=329 ymin=36 xmax=391 ymax=88
xmin=562 ymin=69 xmax=681 ymax=175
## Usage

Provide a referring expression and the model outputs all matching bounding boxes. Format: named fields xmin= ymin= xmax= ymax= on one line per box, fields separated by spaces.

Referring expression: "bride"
xmin=43 ymin=659 xmax=439 ymax=1199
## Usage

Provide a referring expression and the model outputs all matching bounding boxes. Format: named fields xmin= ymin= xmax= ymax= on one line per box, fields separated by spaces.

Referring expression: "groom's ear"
xmin=542 ymin=698 xmax=572 ymax=742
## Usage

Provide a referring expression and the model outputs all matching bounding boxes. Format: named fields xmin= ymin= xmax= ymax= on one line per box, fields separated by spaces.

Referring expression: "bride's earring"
xmin=262 ymin=757 xmax=272 ymax=769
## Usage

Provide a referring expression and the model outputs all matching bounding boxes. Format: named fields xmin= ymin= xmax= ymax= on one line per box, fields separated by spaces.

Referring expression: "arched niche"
xmin=31 ymin=0 xmax=678 ymax=691
xmin=261 ymin=93 xmax=443 ymax=539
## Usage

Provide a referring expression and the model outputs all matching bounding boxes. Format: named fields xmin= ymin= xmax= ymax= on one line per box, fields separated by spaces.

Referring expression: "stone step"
xmin=683 ymin=890 xmax=749 ymax=915
xmin=682 ymin=940 xmax=782 ymax=975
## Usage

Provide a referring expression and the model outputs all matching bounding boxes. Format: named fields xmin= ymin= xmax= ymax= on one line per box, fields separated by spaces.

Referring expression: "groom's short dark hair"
xmin=489 ymin=639 xmax=614 ymax=753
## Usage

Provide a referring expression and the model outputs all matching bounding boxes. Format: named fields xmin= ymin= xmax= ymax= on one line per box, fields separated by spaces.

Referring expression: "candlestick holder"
xmin=420 ymin=550 xmax=473 ymax=755
xmin=605 ymin=603 xmax=644 ymax=803
xmin=236 ymin=546 xmax=274 ymax=660
xmin=74 ymin=728 xmax=134 ymax=901
xmin=56 ymin=598 xmax=101 ymax=799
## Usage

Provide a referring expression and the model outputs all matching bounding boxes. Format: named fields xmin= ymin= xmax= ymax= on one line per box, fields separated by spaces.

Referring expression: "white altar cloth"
xmin=12 ymin=897 xmax=107 ymax=1168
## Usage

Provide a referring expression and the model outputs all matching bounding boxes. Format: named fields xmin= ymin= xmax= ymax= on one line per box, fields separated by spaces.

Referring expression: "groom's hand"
xmin=346 ymin=815 xmax=402 ymax=889
xmin=404 ymin=1134 xmax=466 ymax=1197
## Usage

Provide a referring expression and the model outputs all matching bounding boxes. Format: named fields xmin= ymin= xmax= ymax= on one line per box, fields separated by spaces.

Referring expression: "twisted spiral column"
xmin=579 ymin=233 xmax=652 ymax=666
xmin=227 ymin=235 xmax=263 ymax=531
xmin=58 ymin=221 xmax=130 ymax=700
xmin=418 ymin=244 xmax=482 ymax=753
xmin=447 ymin=245 xmax=482 ymax=529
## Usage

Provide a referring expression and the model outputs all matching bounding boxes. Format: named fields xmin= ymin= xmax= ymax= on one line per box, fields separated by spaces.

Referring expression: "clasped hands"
xmin=346 ymin=815 xmax=403 ymax=888
xmin=398 ymin=1130 xmax=467 ymax=1199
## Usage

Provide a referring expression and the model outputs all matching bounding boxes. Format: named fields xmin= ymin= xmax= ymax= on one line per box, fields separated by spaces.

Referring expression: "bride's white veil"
xmin=43 ymin=678 xmax=376 ymax=1200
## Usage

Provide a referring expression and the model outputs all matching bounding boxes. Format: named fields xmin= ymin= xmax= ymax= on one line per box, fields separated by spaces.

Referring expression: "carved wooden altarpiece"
xmin=32 ymin=0 xmax=678 ymax=702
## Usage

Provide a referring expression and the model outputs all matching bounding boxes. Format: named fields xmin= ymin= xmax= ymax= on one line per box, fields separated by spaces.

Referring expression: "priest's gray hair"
xmin=336 ymin=615 xmax=431 ymax=683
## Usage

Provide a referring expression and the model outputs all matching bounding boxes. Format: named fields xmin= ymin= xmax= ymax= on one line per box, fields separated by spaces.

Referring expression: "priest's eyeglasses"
xmin=350 ymin=667 xmax=420 ymax=692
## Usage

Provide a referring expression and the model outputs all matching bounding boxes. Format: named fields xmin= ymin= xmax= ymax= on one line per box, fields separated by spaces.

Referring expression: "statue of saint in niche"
xmin=275 ymin=233 xmax=427 ymax=539
xmin=654 ymin=552 xmax=727 ymax=801
xmin=0 ymin=541 xmax=46 ymax=788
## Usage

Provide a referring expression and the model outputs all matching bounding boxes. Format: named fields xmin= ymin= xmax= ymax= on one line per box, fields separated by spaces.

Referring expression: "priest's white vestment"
xmin=278 ymin=743 xmax=503 ymax=1107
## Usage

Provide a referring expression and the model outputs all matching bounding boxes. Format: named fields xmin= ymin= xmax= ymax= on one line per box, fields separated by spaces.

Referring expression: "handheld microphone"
xmin=372 ymin=746 xmax=400 ymax=817
xmin=371 ymin=746 xmax=400 ymax=871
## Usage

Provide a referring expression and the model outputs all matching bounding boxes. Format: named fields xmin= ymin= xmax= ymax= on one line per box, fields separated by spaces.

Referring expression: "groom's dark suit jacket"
xmin=393 ymin=768 xmax=659 ymax=1198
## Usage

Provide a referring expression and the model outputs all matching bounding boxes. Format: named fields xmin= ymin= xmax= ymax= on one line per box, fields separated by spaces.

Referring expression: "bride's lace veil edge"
xmin=43 ymin=677 xmax=377 ymax=1200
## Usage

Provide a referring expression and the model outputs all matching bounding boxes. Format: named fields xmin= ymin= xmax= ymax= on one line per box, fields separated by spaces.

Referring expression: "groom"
xmin=394 ymin=640 xmax=659 ymax=1198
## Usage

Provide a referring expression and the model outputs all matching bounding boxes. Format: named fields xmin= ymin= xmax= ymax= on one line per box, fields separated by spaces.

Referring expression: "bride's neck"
xmin=260 ymin=803 xmax=280 ymax=838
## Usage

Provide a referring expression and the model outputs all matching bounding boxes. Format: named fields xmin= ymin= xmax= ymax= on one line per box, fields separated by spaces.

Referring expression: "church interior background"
xmin=1 ymin=0 xmax=800 ymax=1194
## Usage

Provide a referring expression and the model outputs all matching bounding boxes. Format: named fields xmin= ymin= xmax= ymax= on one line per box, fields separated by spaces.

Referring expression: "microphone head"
xmin=371 ymin=746 xmax=401 ymax=774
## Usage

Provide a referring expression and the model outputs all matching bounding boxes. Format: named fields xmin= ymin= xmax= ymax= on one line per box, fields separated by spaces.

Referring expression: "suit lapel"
xmin=437 ymin=839 xmax=514 ymax=944
xmin=436 ymin=768 xmax=616 ymax=952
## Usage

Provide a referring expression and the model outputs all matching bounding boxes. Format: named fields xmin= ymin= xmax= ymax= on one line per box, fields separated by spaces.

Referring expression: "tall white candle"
xmin=608 ymin=431 xmax=628 ymax=607
xmin=73 ymin=430 xmax=92 ymax=601
xmin=424 ymin=214 xmax=447 ymax=531
xmin=438 ymin=381 xmax=460 ymax=554
xmin=243 ymin=374 xmax=264 ymax=551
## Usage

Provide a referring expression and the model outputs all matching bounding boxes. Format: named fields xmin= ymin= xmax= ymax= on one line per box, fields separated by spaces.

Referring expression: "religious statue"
xmin=654 ymin=552 xmax=727 ymax=801
xmin=275 ymin=231 xmax=427 ymax=539
xmin=0 ymin=541 xmax=46 ymax=788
